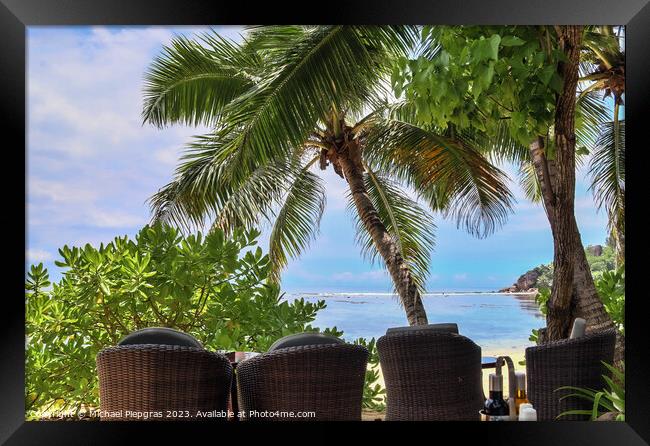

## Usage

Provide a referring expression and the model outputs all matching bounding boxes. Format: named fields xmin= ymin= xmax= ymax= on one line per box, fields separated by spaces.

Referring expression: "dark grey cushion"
xmin=268 ymin=333 xmax=344 ymax=351
xmin=118 ymin=327 xmax=202 ymax=348
xmin=385 ymin=323 xmax=459 ymax=336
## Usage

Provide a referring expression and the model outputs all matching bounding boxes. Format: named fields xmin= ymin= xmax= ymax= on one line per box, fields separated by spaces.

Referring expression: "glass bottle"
xmin=484 ymin=373 xmax=510 ymax=421
xmin=514 ymin=371 xmax=529 ymax=416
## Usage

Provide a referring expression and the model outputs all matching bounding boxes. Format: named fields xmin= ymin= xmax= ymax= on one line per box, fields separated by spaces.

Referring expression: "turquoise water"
xmin=283 ymin=293 xmax=544 ymax=355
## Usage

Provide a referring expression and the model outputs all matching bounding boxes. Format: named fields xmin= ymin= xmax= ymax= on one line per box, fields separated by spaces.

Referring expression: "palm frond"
xmin=347 ymin=168 xmax=436 ymax=292
xmin=364 ymin=119 xmax=514 ymax=238
xmin=142 ymin=33 xmax=254 ymax=128
xmin=588 ymin=118 xmax=625 ymax=233
xmin=148 ymin=128 xmax=292 ymax=231
xmin=212 ymin=26 xmax=416 ymax=179
xmin=518 ymin=161 xmax=543 ymax=203
xmin=211 ymin=159 xmax=296 ymax=235
xmin=576 ymin=90 xmax=610 ymax=153
xmin=268 ymin=157 xmax=326 ymax=282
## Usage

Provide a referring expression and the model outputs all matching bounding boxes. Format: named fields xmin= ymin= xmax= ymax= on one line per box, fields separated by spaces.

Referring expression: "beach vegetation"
xmin=556 ymin=360 xmax=625 ymax=421
xmin=391 ymin=25 xmax=621 ymax=343
xmin=25 ymin=223 xmax=383 ymax=418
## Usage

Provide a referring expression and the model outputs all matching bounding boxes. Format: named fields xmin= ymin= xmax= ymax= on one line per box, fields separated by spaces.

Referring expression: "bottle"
xmin=514 ymin=371 xmax=529 ymax=416
xmin=484 ymin=373 xmax=510 ymax=421
xmin=519 ymin=406 xmax=537 ymax=421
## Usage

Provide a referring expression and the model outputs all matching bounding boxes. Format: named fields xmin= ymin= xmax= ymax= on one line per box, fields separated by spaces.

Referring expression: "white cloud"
xmin=26 ymin=249 xmax=53 ymax=262
xmin=87 ymin=209 xmax=145 ymax=228
xmin=27 ymin=26 xmax=222 ymax=252
xmin=331 ymin=270 xmax=387 ymax=282
xmin=154 ymin=145 xmax=182 ymax=167
xmin=29 ymin=178 xmax=97 ymax=204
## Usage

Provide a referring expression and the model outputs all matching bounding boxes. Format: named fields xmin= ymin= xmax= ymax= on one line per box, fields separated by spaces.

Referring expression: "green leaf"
xmin=501 ymin=35 xmax=526 ymax=47
xmin=488 ymin=34 xmax=501 ymax=60
xmin=538 ymin=65 xmax=556 ymax=86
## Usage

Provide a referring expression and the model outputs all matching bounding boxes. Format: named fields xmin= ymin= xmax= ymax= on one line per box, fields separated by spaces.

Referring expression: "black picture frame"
xmin=2 ymin=0 xmax=649 ymax=444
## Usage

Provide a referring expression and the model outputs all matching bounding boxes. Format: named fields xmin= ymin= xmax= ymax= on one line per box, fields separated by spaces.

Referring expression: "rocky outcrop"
xmin=499 ymin=268 xmax=542 ymax=293
xmin=586 ymin=244 xmax=603 ymax=257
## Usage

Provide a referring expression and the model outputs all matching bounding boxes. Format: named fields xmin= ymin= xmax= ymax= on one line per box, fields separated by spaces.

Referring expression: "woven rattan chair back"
xmin=377 ymin=330 xmax=483 ymax=421
xmin=96 ymin=344 xmax=232 ymax=420
xmin=236 ymin=343 xmax=369 ymax=421
xmin=525 ymin=329 xmax=616 ymax=421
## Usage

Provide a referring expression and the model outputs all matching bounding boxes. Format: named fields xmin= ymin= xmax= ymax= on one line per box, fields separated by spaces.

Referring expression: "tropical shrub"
xmin=527 ymin=243 xmax=624 ymax=344
xmin=527 ymin=287 xmax=550 ymax=344
xmin=534 ymin=264 xmax=554 ymax=289
xmin=25 ymin=223 xmax=383 ymax=418
xmin=354 ymin=337 xmax=386 ymax=411
xmin=594 ymin=266 xmax=625 ymax=334
xmin=586 ymin=245 xmax=617 ymax=275
xmin=556 ymin=361 xmax=625 ymax=421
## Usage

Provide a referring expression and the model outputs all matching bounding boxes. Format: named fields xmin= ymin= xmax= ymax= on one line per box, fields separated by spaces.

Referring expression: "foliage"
xmin=527 ymin=244 xmax=624 ymax=343
xmin=25 ymin=223 xmax=383 ymax=418
xmin=588 ymin=119 xmax=625 ymax=249
xmin=594 ymin=266 xmax=625 ymax=334
xmin=556 ymin=361 xmax=625 ymax=421
xmin=142 ymin=26 xmax=514 ymax=298
xmin=353 ymin=337 xmax=386 ymax=411
xmin=586 ymin=244 xmax=616 ymax=274
xmin=528 ymin=287 xmax=550 ymax=344
xmin=392 ymin=26 xmax=564 ymax=146
xmin=533 ymin=263 xmax=554 ymax=289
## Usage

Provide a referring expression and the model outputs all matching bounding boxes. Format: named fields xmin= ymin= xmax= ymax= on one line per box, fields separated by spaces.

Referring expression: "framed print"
xmin=2 ymin=0 xmax=649 ymax=444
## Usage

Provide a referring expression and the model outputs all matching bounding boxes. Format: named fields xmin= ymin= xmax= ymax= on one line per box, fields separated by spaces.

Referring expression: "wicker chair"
xmin=377 ymin=330 xmax=483 ymax=421
xmin=525 ymin=329 xmax=616 ymax=421
xmin=236 ymin=343 xmax=369 ymax=421
xmin=96 ymin=344 xmax=233 ymax=420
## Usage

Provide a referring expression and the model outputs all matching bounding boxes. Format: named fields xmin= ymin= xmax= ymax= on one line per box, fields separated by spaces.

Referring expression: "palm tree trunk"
xmin=543 ymin=25 xmax=583 ymax=340
xmin=612 ymin=102 xmax=625 ymax=267
xmin=614 ymin=226 xmax=625 ymax=267
xmin=338 ymin=148 xmax=429 ymax=326
xmin=528 ymin=27 xmax=622 ymax=357
xmin=530 ymin=139 xmax=622 ymax=355
xmin=572 ymin=225 xmax=625 ymax=363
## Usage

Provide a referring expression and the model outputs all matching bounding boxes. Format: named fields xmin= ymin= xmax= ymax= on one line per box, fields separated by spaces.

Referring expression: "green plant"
xmin=26 ymin=223 xmax=382 ymax=419
xmin=556 ymin=361 xmax=625 ymax=421
xmin=353 ymin=337 xmax=386 ymax=411
xmin=534 ymin=287 xmax=551 ymax=317
xmin=594 ymin=266 xmax=625 ymax=334
xmin=534 ymin=264 xmax=554 ymax=289
xmin=526 ymin=244 xmax=625 ymax=343
xmin=586 ymin=244 xmax=617 ymax=274
xmin=394 ymin=25 xmax=621 ymax=341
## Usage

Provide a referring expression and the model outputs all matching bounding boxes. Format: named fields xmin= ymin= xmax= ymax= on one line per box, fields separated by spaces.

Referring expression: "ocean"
xmin=283 ymin=292 xmax=544 ymax=356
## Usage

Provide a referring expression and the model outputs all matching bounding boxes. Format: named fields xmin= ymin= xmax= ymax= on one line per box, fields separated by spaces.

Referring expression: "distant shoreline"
xmin=286 ymin=291 xmax=538 ymax=297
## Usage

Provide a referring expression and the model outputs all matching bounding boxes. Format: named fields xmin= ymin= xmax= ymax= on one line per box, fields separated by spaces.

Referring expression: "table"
xmin=481 ymin=356 xmax=498 ymax=369
xmin=224 ymin=351 xmax=260 ymax=421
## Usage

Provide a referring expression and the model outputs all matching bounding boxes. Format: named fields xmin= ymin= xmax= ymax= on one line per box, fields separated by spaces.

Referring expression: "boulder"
xmin=515 ymin=269 xmax=542 ymax=291
xmin=586 ymin=244 xmax=603 ymax=256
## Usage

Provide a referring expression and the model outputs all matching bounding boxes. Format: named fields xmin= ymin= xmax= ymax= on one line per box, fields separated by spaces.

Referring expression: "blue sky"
xmin=26 ymin=26 xmax=610 ymax=293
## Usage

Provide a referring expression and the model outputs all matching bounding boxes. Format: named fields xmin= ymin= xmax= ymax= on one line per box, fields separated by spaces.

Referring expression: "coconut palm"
xmin=405 ymin=25 xmax=619 ymax=340
xmin=142 ymin=26 xmax=514 ymax=326
xmin=581 ymin=26 xmax=625 ymax=266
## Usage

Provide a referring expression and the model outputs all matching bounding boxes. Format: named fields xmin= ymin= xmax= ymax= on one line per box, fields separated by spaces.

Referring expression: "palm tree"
xmin=581 ymin=26 xmax=625 ymax=266
xmin=142 ymin=26 xmax=513 ymax=326
xmin=508 ymin=27 xmax=624 ymax=340
xmin=492 ymin=29 xmax=621 ymax=340
xmin=405 ymin=25 xmax=618 ymax=341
